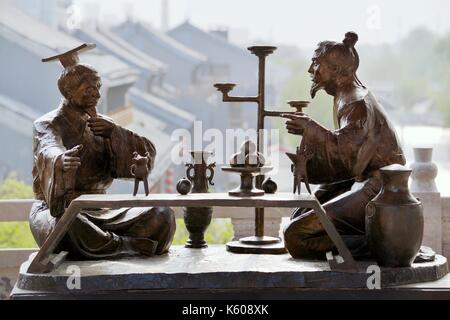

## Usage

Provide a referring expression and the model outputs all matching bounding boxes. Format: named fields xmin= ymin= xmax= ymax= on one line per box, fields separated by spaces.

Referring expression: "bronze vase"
xmin=184 ymin=151 xmax=215 ymax=248
xmin=365 ymin=164 xmax=424 ymax=267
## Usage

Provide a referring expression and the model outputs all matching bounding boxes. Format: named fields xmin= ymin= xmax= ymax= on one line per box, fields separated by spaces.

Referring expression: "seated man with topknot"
xmin=30 ymin=46 xmax=176 ymax=259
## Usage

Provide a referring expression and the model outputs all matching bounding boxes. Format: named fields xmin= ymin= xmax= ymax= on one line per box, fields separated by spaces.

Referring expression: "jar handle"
xmin=186 ymin=163 xmax=195 ymax=181
xmin=366 ymin=202 xmax=376 ymax=219
xmin=207 ymin=163 xmax=216 ymax=186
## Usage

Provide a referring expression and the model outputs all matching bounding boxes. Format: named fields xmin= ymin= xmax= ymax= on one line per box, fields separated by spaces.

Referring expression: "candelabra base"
xmin=226 ymin=236 xmax=287 ymax=254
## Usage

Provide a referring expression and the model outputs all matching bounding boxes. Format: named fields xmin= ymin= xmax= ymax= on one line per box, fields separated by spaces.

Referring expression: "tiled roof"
xmin=73 ymin=27 xmax=167 ymax=75
xmin=128 ymin=87 xmax=195 ymax=130
xmin=169 ymin=21 xmax=248 ymax=55
xmin=113 ymin=20 xmax=208 ymax=64
xmin=98 ymin=27 xmax=167 ymax=72
xmin=0 ymin=93 xmax=37 ymax=137
xmin=0 ymin=3 xmax=137 ymax=83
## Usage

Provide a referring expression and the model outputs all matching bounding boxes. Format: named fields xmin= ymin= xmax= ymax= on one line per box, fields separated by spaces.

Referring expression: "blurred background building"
xmin=0 ymin=0 xmax=288 ymax=193
xmin=2 ymin=0 xmax=450 ymax=194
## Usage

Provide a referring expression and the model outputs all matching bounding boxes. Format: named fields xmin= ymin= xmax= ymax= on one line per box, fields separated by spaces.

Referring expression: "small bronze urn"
xmin=184 ymin=151 xmax=215 ymax=248
xmin=366 ymin=164 xmax=424 ymax=267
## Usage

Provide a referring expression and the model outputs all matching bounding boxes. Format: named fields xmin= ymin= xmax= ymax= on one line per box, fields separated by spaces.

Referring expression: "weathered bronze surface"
xmin=282 ymin=32 xmax=406 ymax=261
xmin=27 ymin=192 xmax=357 ymax=266
xmin=131 ymin=151 xmax=151 ymax=196
xmin=284 ymin=101 xmax=313 ymax=195
xmin=223 ymin=140 xmax=270 ymax=197
xmin=215 ymin=48 xmax=288 ymax=252
xmin=222 ymin=166 xmax=272 ymax=197
xmin=176 ymin=177 xmax=192 ymax=195
xmin=262 ymin=177 xmax=277 ymax=194
xmin=183 ymin=151 xmax=215 ymax=248
xmin=221 ymin=138 xmax=284 ymax=253
xmin=28 ymin=44 xmax=176 ymax=272
xmin=230 ymin=140 xmax=265 ymax=168
xmin=14 ymin=246 xmax=448 ymax=298
xmin=366 ymin=164 xmax=424 ymax=267
xmin=286 ymin=145 xmax=313 ymax=195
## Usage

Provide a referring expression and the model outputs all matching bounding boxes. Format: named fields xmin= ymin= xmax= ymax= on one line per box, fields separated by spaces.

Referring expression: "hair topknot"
xmin=343 ymin=31 xmax=358 ymax=48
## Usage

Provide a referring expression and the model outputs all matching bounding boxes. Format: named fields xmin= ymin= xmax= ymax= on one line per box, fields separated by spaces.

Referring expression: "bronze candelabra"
xmin=214 ymin=46 xmax=309 ymax=254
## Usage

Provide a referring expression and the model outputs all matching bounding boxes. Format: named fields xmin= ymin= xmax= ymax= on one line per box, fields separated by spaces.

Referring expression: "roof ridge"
xmin=129 ymin=87 xmax=196 ymax=122
xmin=169 ymin=20 xmax=248 ymax=54
xmin=128 ymin=21 xmax=208 ymax=63
xmin=97 ymin=26 xmax=167 ymax=71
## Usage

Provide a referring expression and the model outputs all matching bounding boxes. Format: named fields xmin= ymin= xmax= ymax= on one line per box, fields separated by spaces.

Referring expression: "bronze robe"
xmin=30 ymin=102 xmax=175 ymax=259
xmin=284 ymin=91 xmax=405 ymax=258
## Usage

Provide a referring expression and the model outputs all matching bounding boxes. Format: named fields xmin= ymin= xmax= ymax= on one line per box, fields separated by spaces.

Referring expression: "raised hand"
xmin=62 ymin=145 xmax=83 ymax=172
xmin=87 ymin=116 xmax=116 ymax=138
xmin=282 ymin=113 xmax=312 ymax=135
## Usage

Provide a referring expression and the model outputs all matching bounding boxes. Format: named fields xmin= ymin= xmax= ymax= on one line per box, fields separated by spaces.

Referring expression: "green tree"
xmin=0 ymin=173 xmax=33 ymax=199
xmin=173 ymin=218 xmax=233 ymax=245
xmin=0 ymin=173 xmax=36 ymax=248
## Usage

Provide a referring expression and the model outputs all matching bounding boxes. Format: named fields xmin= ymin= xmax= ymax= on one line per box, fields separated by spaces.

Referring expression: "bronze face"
xmin=70 ymin=74 xmax=102 ymax=111
xmin=308 ymin=34 xmax=360 ymax=99
xmin=308 ymin=50 xmax=339 ymax=98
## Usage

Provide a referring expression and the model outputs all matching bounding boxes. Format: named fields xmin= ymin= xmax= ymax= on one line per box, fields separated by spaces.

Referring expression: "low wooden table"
xmin=27 ymin=193 xmax=357 ymax=274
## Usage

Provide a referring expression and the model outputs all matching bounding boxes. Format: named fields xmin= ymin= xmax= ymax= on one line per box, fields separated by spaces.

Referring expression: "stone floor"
xmin=10 ymin=245 xmax=450 ymax=299
xmin=0 ymin=268 xmax=16 ymax=300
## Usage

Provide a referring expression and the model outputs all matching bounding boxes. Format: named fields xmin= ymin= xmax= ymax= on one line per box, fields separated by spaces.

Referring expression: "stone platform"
xmin=11 ymin=245 xmax=450 ymax=299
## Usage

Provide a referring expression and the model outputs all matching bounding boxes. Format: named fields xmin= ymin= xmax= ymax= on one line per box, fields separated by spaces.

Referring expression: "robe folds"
xmin=302 ymin=92 xmax=405 ymax=185
xmin=30 ymin=102 xmax=174 ymax=259
xmin=284 ymin=91 xmax=406 ymax=258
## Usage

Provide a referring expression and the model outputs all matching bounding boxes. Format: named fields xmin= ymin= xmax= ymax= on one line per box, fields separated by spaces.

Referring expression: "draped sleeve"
xmin=301 ymin=99 xmax=378 ymax=184
xmin=109 ymin=124 xmax=156 ymax=179
xmin=32 ymin=116 xmax=68 ymax=217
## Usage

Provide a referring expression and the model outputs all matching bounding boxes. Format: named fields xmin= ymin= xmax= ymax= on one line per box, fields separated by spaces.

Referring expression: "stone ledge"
xmin=10 ymin=285 xmax=450 ymax=300
xmin=11 ymin=245 xmax=448 ymax=298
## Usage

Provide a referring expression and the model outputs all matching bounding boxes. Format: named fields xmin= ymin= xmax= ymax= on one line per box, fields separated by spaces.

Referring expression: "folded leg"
xmin=284 ymin=177 xmax=381 ymax=259
xmin=102 ymin=207 xmax=176 ymax=255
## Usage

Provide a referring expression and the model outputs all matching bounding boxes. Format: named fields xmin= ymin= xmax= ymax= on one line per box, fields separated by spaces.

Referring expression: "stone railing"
xmin=409 ymin=147 xmax=449 ymax=257
xmin=1 ymin=147 xmax=450 ymax=298
xmin=0 ymin=199 xmax=38 ymax=270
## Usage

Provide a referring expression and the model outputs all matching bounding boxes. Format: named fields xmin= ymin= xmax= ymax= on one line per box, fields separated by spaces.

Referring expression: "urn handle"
xmin=207 ymin=163 xmax=216 ymax=186
xmin=186 ymin=163 xmax=195 ymax=182
xmin=366 ymin=202 xmax=376 ymax=219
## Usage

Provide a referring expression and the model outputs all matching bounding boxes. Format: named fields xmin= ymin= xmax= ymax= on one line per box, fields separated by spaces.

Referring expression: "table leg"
xmin=27 ymin=203 xmax=82 ymax=274
xmin=312 ymin=202 xmax=358 ymax=271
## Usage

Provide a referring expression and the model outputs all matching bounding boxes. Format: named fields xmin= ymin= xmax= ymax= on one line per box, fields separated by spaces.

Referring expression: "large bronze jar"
xmin=365 ymin=164 xmax=423 ymax=267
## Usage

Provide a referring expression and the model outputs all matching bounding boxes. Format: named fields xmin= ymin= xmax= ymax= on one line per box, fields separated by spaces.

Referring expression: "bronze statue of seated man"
xmin=282 ymin=32 xmax=405 ymax=259
xmin=30 ymin=46 xmax=176 ymax=260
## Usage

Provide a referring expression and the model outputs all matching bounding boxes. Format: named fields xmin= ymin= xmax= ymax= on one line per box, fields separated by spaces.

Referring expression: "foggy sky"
xmin=75 ymin=0 xmax=450 ymax=47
